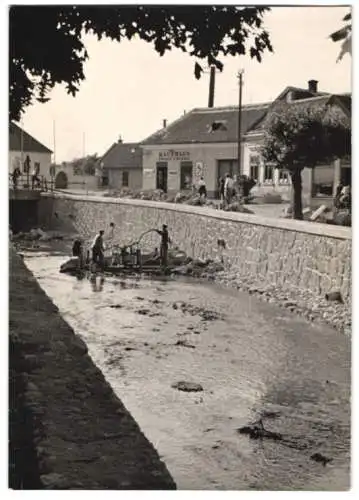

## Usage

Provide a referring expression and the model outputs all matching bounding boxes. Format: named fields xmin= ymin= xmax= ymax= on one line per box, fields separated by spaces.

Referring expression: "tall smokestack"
xmin=208 ymin=66 xmax=216 ymax=108
xmin=163 ymin=119 xmax=167 ymax=128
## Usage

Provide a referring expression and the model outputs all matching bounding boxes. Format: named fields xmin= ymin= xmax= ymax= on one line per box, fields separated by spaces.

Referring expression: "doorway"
xmin=156 ymin=162 xmax=168 ymax=192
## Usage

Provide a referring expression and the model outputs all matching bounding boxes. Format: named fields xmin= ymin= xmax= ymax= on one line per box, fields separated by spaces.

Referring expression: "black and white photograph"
xmin=5 ymin=0 xmax=354 ymax=492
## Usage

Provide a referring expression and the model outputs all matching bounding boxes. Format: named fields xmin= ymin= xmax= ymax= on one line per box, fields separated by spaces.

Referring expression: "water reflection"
xmin=90 ymin=274 xmax=105 ymax=292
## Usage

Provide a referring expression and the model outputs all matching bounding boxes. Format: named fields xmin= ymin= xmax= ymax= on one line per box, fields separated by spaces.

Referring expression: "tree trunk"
xmin=290 ymin=169 xmax=303 ymax=220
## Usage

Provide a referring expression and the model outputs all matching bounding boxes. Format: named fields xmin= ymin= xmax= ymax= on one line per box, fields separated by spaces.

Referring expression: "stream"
xmin=22 ymin=244 xmax=350 ymax=490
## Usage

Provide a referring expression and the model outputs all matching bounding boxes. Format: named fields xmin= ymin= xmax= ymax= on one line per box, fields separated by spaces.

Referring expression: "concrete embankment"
xmin=9 ymin=247 xmax=176 ymax=490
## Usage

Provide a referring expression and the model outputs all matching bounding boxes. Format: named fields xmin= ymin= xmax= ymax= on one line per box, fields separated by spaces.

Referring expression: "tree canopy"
xmin=9 ymin=5 xmax=273 ymax=122
xmin=261 ymin=101 xmax=350 ymax=171
xmin=329 ymin=11 xmax=351 ymax=62
xmin=261 ymin=100 xmax=351 ymax=219
xmin=71 ymin=154 xmax=98 ymax=176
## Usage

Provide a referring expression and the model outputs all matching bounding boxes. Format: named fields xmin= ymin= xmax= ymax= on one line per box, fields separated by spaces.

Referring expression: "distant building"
xmin=141 ymin=80 xmax=351 ymax=203
xmin=9 ymin=122 xmax=52 ymax=177
xmin=99 ymin=140 xmax=143 ymax=190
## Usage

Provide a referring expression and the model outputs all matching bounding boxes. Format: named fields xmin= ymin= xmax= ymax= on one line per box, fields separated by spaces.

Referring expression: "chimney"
xmin=308 ymin=79 xmax=318 ymax=93
xmin=163 ymin=119 xmax=167 ymax=129
xmin=208 ymin=66 xmax=216 ymax=108
xmin=118 ymin=135 xmax=123 ymax=143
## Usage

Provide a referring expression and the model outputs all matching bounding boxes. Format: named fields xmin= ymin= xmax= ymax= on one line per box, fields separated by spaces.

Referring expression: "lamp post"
xmin=237 ymin=69 xmax=244 ymax=199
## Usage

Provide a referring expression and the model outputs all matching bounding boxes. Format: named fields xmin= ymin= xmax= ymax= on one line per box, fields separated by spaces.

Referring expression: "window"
xmin=122 ymin=171 xmax=129 ymax=187
xmin=180 ymin=161 xmax=193 ymax=190
xmin=312 ymin=164 xmax=334 ymax=197
xmin=209 ymin=120 xmax=227 ymax=132
xmin=263 ymin=164 xmax=273 ymax=184
xmin=34 ymin=162 xmax=40 ymax=174
xmin=249 ymin=155 xmax=260 ymax=181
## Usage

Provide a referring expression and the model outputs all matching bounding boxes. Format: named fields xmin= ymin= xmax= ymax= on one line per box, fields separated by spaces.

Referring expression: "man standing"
xmin=197 ymin=177 xmax=207 ymax=199
xmin=224 ymin=173 xmax=234 ymax=206
xmin=156 ymin=224 xmax=171 ymax=268
xmin=91 ymin=230 xmax=105 ymax=270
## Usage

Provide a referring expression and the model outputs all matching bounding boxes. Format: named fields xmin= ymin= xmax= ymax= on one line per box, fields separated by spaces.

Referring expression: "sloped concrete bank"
xmin=9 ymin=248 xmax=176 ymax=490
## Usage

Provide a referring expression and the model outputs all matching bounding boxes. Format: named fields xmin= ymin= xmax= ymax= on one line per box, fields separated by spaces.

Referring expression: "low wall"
xmin=9 ymin=248 xmax=176 ymax=489
xmin=38 ymin=193 xmax=352 ymax=300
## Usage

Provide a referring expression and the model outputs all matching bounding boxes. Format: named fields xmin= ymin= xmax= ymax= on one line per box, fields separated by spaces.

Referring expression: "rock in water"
xmin=310 ymin=453 xmax=332 ymax=466
xmin=325 ymin=291 xmax=343 ymax=303
xmin=171 ymin=381 xmax=203 ymax=392
xmin=60 ymin=257 xmax=79 ymax=273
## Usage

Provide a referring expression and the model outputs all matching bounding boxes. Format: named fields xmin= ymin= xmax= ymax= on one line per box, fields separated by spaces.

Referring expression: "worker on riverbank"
xmin=91 ymin=230 xmax=105 ymax=271
xmin=156 ymin=224 xmax=171 ymax=268
xmin=72 ymin=238 xmax=84 ymax=269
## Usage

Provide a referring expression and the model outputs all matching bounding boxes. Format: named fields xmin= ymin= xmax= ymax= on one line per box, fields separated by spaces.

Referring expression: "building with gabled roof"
xmin=141 ymin=79 xmax=351 ymax=202
xmin=98 ymin=140 xmax=143 ymax=190
xmin=9 ymin=122 xmax=53 ymax=177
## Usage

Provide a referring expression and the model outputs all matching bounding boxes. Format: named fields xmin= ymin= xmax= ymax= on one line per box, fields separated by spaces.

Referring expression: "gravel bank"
xmin=9 ymin=247 xmax=176 ymax=490
xmin=208 ymin=268 xmax=351 ymax=336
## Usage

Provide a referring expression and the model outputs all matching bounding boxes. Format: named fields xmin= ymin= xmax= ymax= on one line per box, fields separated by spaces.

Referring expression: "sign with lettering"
xmin=159 ymin=150 xmax=190 ymax=161
xmin=143 ymin=168 xmax=155 ymax=175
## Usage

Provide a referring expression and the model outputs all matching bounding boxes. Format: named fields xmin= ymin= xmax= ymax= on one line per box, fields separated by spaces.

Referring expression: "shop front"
xmin=142 ymin=143 xmax=238 ymax=197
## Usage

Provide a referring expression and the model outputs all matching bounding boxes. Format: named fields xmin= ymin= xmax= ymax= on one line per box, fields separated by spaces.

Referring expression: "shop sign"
xmin=159 ymin=150 xmax=190 ymax=161
xmin=143 ymin=168 xmax=155 ymax=175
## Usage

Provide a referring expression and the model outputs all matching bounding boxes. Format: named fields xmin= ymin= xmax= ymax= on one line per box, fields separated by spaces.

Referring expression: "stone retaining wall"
xmin=9 ymin=247 xmax=176 ymax=490
xmin=38 ymin=193 xmax=352 ymax=300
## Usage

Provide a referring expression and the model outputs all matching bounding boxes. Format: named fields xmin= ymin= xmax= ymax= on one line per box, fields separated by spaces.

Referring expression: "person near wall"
xmin=156 ymin=224 xmax=171 ymax=269
xmin=198 ymin=177 xmax=207 ymax=198
xmin=72 ymin=238 xmax=84 ymax=269
xmin=108 ymin=222 xmax=115 ymax=241
xmin=218 ymin=177 xmax=225 ymax=205
xmin=12 ymin=165 xmax=21 ymax=190
xmin=31 ymin=163 xmax=40 ymax=189
xmin=91 ymin=230 xmax=105 ymax=271
xmin=224 ymin=173 xmax=234 ymax=206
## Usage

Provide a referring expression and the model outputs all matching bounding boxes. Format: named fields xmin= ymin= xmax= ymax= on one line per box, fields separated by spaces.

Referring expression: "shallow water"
xmin=23 ymin=247 xmax=351 ymax=490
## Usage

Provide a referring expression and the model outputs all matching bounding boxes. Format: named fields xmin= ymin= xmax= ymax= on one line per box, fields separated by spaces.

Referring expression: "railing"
xmin=9 ymin=173 xmax=54 ymax=192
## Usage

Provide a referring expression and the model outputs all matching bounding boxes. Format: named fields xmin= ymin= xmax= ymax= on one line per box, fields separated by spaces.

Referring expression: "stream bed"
xmin=23 ymin=245 xmax=350 ymax=490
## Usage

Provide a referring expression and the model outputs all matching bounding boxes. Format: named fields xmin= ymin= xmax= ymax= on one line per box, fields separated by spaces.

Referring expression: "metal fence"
xmin=9 ymin=173 xmax=54 ymax=192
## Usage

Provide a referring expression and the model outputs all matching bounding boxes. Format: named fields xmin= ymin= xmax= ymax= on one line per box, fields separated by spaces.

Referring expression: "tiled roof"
xmin=9 ymin=122 xmax=52 ymax=153
xmin=141 ymin=104 xmax=270 ymax=145
xmin=101 ymin=142 xmax=142 ymax=169
xmin=247 ymin=94 xmax=351 ymax=134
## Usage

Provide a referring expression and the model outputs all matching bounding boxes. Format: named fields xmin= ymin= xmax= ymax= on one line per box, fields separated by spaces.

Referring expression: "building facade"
xmin=9 ymin=122 xmax=52 ymax=177
xmin=141 ymin=103 xmax=268 ymax=197
xmin=99 ymin=141 xmax=143 ymax=191
xmin=141 ymin=81 xmax=351 ymax=203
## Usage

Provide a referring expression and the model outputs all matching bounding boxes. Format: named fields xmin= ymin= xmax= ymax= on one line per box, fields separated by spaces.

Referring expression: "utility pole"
xmin=237 ymin=70 xmax=244 ymax=180
xmin=53 ymin=120 xmax=56 ymax=165
xmin=51 ymin=119 xmax=56 ymax=191
xmin=82 ymin=132 xmax=86 ymax=158
xmin=237 ymin=70 xmax=244 ymax=200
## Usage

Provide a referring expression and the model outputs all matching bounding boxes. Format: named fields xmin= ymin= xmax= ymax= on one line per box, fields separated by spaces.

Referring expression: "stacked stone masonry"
xmin=38 ymin=193 xmax=351 ymax=300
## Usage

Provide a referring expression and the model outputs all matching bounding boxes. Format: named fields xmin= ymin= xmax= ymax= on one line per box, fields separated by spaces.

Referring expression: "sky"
xmin=17 ymin=4 xmax=352 ymax=163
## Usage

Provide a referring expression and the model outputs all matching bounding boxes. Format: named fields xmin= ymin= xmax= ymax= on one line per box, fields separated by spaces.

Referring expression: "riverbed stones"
xmin=171 ymin=381 xmax=204 ymax=392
